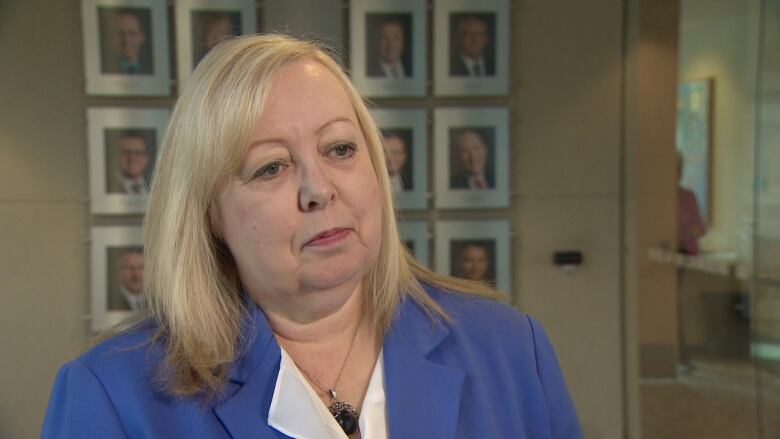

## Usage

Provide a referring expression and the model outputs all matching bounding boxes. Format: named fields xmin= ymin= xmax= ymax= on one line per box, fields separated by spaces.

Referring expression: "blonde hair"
xmin=143 ymin=34 xmax=500 ymax=397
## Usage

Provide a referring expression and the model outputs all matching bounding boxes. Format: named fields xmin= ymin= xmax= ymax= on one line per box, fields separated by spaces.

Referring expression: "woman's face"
xmin=217 ymin=59 xmax=383 ymax=311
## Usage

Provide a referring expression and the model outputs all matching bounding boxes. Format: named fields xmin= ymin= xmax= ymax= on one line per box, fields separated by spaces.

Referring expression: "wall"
xmin=0 ymin=0 xmax=628 ymax=437
xmin=514 ymin=1 xmax=626 ymax=437
xmin=624 ymin=0 xmax=681 ymax=381
xmin=0 ymin=2 xmax=91 ymax=438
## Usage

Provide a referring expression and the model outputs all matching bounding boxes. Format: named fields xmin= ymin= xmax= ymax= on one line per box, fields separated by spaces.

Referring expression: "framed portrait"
xmin=81 ymin=0 xmax=171 ymax=96
xmin=87 ymin=108 xmax=169 ymax=214
xmin=434 ymin=107 xmax=509 ymax=208
xmin=371 ymin=108 xmax=428 ymax=209
xmin=435 ymin=220 xmax=511 ymax=293
xmin=398 ymin=220 xmax=429 ymax=266
xmin=676 ymin=79 xmax=713 ymax=223
xmin=91 ymin=226 xmax=145 ymax=332
xmin=175 ymin=0 xmax=257 ymax=91
xmin=433 ymin=0 xmax=509 ymax=96
xmin=350 ymin=0 xmax=427 ymax=97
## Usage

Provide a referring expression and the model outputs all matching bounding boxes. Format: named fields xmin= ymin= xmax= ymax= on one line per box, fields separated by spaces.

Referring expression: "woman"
xmin=42 ymin=34 xmax=581 ymax=438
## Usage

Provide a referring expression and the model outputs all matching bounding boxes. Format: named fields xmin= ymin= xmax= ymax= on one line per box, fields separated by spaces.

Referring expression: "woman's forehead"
xmin=252 ymin=59 xmax=359 ymax=136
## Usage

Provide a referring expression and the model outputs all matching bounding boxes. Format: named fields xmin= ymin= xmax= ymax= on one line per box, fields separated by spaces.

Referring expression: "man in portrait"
xmin=453 ymin=241 xmax=494 ymax=284
xmin=449 ymin=14 xmax=495 ymax=77
xmin=449 ymin=128 xmax=494 ymax=190
xmin=107 ymin=130 xmax=152 ymax=195
xmin=367 ymin=15 xmax=412 ymax=78
xmin=193 ymin=11 xmax=241 ymax=67
xmin=101 ymin=8 xmax=153 ymax=75
xmin=108 ymin=248 xmax=146 ymax=311
xmin=383 ymin=130 xmax=413 ymax=191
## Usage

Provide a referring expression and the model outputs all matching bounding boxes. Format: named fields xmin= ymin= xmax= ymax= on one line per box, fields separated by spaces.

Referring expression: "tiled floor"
xmin=640 ymin=358 xmax=780 ymax=438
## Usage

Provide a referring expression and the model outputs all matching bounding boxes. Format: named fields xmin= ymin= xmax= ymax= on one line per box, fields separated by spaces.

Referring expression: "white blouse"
xmin=267 ymin=348 xmax=388 ymax=439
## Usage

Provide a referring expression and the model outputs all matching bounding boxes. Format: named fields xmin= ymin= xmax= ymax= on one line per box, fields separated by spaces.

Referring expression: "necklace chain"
xmin=296 ymin=320 xmax=361 ymax=403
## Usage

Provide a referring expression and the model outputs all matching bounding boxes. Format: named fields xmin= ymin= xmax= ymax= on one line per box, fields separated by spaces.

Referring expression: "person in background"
xmin=115 ymin=10 xmax=147 ymax=74
xmin=450 ymin=14 xmax=494 ymax=77
xmin=676 ymin=151 xmax=707 ymax=255
xmin=450 ymin=128 xmax=494 ymax=190
xmin=383 ymin=131 xmax=412 ymax=191
xmin=110 ymin=248 xmax=146 ymax=311
xmin=368 ymin=17 xmax=408 ymax=78
xmin=455 ymin=242 xmax=491 ymax=283
xmin=110 ymin=131 xmax=150 ymax=195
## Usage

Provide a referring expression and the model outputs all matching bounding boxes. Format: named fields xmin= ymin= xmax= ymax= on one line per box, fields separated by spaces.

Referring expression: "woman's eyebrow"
xmin=315 ymin=116 xmax=355 ymax=135
xmin=248 ymin=117 xmax=356 ymax=149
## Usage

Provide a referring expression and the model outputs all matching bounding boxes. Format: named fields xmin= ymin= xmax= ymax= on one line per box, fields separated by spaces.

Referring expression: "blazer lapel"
xmin=212 ymin=304 xmax=289 ymax=438
xmin=383 ymin=297 xmax=465 ymax=439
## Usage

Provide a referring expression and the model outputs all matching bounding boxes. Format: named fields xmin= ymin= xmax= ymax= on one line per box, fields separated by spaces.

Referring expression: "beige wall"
xmin=0 ymin=0 xmax=632 ymax=437
xmin=624 ymin=0 xmax=681 ymax=380
xmin=514 ymin=1 xmax=626 ymax=437
xmin=0 ymin=2 xmax=91 ymax=438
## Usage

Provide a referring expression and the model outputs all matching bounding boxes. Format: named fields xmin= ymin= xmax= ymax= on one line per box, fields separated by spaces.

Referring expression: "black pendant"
xmin=329 ymin=401 xmax=359 ymax=436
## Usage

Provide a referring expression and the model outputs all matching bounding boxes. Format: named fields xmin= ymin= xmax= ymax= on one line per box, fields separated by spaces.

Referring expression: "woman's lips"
xmin=305 ymin=228 xmax=351 ymax=247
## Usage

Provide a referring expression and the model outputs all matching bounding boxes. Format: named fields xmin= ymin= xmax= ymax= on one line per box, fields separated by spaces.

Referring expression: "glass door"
xmin=753 ymin=2 xmax=780 ymax=435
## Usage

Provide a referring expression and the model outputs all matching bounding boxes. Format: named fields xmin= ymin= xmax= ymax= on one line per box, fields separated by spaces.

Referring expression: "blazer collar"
xmin=383 ymin=295 xmax=465 ymax=439
xmin=214 ymin=303 xmax=287 ymax=438
xmin=213 ymin=294 xmax=465 ymax=439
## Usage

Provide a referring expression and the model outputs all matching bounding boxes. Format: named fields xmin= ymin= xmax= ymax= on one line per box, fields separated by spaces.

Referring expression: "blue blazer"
xmin=42 ymin=287 xmax=582 ymax=438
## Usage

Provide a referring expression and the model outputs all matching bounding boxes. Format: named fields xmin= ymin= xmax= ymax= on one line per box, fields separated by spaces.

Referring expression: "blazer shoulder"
xmin=423 ymin=285 xmax=534 ymax=349
xmin=77 ymin=321 xmax=163 ymax=383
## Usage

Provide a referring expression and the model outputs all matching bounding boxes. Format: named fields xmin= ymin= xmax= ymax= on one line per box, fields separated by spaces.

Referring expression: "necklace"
xmin=295 ymin=321 xmax=361 ymax=436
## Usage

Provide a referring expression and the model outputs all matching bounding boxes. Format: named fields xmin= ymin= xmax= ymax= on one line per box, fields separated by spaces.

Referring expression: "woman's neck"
xmin=265 ymin=282 xmax=366 ymax=346
xmin=265 ymin=284 xmax=380 ymax=423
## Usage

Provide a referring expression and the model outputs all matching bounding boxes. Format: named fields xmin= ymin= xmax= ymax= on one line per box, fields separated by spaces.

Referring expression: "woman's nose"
xmin=298 ymin=162 xmax=335 ymax=211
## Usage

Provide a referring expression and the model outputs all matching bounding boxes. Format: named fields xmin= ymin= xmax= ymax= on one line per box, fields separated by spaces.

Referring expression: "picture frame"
xmin=175 ymin=0 xmax=257 ymax=92
xmin=350 ymin=0 xmax=427 ymax=97
xmin=81 ymin=0 xmax=171 ymax=96
xmin=434 ymin=107 xmax=510 ymax=208
xmin=433 ymin=0 xmax=509 ymax=96
xmin=435 ymin=220 xmax=511 ymax=294
xmin=87 ymin=107 xmax=169 ymax=214
xmin=371 ymin=108 xmax=428 ymax=210
xmin=676 ymin=79 xmax=713 ymax=223
xmin=398 ymin=220 xmax=430 ymax=266
xmin=90 ymin=226 xmax=145 ymax=332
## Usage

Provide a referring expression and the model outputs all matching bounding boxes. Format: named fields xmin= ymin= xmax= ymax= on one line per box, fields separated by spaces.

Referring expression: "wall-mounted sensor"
xmin=553 ymin=251 xmax=584 ymax=273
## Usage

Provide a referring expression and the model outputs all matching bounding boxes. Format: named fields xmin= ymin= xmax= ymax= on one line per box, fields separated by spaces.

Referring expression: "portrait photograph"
xmin=433 ymin=0 xmax=509 ymax=96
xmin=398 ymin=220 xmax=429 ymax=267
xmin=434 ymin=107 xmax=509 ymax=208
xmin=87 ymin=108 xmax=169 ymax=214
xmin=450 ymin=239 xmax=496 ymax=286
xmin=91 ymin=226 xmax=144 ymax=332
xmin=435 ymin=220 xmax=511 ymax=294
xmin=350 ymin=0 xmax=427 ymax=97
xmin=81 ymin=0 xmax=170 ymax=95
xmin=371 ymin=108 xmax=428 ymax=209
xmin=175 ymin=0 xmax=257 ymax=91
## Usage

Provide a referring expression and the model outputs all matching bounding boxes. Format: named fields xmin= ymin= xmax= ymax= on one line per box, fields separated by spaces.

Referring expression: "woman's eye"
xmin=253 ymin=160 xmax=287 ymax=179
xmin=328 ymin=142 xmax=357 ymax=159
